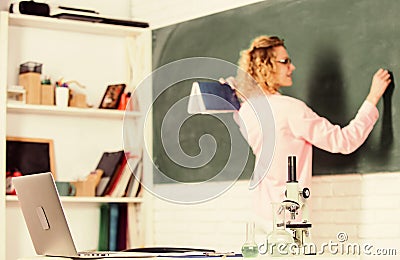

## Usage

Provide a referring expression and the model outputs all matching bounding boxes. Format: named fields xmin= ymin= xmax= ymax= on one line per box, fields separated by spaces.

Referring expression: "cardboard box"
xmin=41 ymin=84 xmax=54 ymax=105
xmin=69 ymin=90 xmax=87 ymax=108
xmin=71 ymin=170 xmax=103 ymax=197
xmin=18 ymin=72 xmax=41 ymax=105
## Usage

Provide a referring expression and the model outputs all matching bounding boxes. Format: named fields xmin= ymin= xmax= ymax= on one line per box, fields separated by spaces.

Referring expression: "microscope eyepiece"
xmin=288 ymin=156 xmax=297 ymax=182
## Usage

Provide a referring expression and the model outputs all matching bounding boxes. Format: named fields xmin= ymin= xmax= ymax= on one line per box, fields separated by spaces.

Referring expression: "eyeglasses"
xmin=275 ymin=58 xmax=292 ymax=65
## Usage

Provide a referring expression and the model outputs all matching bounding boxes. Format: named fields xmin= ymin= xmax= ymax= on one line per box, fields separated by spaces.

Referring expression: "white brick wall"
xmin=152 ymin=182 xmax=255 ymax=252
xmin=152 ymin=173 xmax=400 ymax=255
xmin=312 ymin=173 xmax=400 ymax=251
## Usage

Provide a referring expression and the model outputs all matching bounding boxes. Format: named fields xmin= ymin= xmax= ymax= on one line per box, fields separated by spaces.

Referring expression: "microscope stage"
xmin=286 ymin=223 xmax=312 ymax=228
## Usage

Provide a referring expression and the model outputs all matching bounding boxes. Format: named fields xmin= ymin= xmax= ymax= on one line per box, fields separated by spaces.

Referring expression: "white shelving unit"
xmin=0 ymin=12 xmax=153 ymax=260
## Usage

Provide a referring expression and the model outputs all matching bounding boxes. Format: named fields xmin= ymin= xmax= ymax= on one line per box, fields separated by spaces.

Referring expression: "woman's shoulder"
xmin=239 ymin=93 xmax=310 ymax=111
xmin=238 ymin=95 xmax=307 ymax=120
xmin=267 ymin=93 xmax=309 ymax=109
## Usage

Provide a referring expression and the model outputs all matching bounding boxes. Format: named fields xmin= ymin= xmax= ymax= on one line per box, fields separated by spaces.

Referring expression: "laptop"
xmin=12 ymin=172 xmax=157 ymax=258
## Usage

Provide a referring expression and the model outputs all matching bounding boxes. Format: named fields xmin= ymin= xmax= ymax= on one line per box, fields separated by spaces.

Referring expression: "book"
xmin=187 ymin=81 xmax=241 ymax=114
xmin=126 ymin=203 xmax=141 ymax=248
xmin=125 ymin=161 xmax=143 ymax=197
xmin=95 ymin=150 xmax=125 ymax=196
xmin=117 ymin=203 xmax=128 ymax=251
xmin=108 ymin=203 xmax=120 ymax=251
xmin=98 ymin=203 xmax=110 ymax=251
xmin=103 ymin=153 xmax=129 ymax=196
xmin=110 ymin=158 xmax=139 ymax=197
xmin=107 ymin=164 xmax=130 ymax=197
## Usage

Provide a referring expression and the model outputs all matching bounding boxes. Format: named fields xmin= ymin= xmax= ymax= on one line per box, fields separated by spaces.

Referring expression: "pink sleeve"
xmin=288 ymin=100 xmax=379 ymax=154
xmin=232 ymin=110 xmax=240 ymax=125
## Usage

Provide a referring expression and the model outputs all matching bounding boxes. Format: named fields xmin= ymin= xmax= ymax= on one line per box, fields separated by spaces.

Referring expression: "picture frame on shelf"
xmin=99 ymin=83 xmax=126 ymax=109
xmin=6 ymin=136 xmax=56 ymax=178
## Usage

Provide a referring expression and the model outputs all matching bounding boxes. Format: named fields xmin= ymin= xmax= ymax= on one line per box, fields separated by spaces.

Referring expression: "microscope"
xmin=281 ymin=156 xmax=313 ymax=252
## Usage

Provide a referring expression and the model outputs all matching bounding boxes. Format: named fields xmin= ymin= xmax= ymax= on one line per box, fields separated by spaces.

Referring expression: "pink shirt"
xmin=235 ymin=93 xmax=379 ymax=222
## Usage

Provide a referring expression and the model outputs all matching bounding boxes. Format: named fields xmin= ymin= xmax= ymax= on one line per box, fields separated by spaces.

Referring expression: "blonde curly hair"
xmin=237 ymin=35 xmax=285 ymax=97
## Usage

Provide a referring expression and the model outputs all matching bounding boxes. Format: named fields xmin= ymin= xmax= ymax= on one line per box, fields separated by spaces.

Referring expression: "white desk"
xmin=18 ymin=255 xmax=363 ymax=260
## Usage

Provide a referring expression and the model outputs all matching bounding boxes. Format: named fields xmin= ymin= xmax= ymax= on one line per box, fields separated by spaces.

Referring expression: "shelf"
xmin=7 ymin=103 xmax=142 ymax=119
xmin=6 ymin=195 xmax=143 ymax=204
xmin=8 ymin=13 xmax=147 ymax=37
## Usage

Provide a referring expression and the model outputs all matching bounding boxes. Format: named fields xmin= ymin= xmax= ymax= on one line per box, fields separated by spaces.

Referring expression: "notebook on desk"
xmin=12 ymin=172 xmax=156 ymax=259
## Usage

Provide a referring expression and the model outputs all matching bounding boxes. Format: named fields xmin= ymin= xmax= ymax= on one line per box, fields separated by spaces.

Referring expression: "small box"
xmin=41 ymin=84 xmax=54 ymax=105
xmin=71 ymin=170 xmax=103 ymax=197
xmin=69 ymin=90 xmax=87 ymax=108
xmin=18 ymin=72 xmax=41 ymax=105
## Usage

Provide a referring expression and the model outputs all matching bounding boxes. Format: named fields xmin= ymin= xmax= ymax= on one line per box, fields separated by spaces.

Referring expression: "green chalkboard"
xmin=152 ymin=0 xmax=399 ymax=182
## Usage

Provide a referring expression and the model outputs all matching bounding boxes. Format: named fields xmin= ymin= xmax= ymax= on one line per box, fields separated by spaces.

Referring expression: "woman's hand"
xmin=366 ymin=68 xmax=392 ymax=106
xmin=219 ymin=76 xmax=244 ymax=102
xmin=219 ymin=76 xmax=238 ymax=90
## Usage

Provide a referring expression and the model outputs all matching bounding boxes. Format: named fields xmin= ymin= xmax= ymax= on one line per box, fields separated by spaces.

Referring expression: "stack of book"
xmin=95 ymin=150 xmax=143 ymax=198
xmin=98 ymin=202 xmax=142 ymax=251
xmin=98 ymin=203 xmax=127 ymax=251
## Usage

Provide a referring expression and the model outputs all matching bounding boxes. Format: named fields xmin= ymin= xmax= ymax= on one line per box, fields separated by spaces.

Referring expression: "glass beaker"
xmin=266 ymin=203 xmax=294 ymax=257
xmin=241 ymin=221 xmax=258 ymax=258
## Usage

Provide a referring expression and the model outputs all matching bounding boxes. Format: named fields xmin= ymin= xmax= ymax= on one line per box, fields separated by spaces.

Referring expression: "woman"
xmin=229 ymin=35 xmax=391 ymax=232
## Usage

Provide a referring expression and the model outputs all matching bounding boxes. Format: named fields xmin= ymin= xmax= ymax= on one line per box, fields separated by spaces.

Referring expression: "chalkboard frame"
xmin=6 ymin=136 xmax=56 ymax=178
